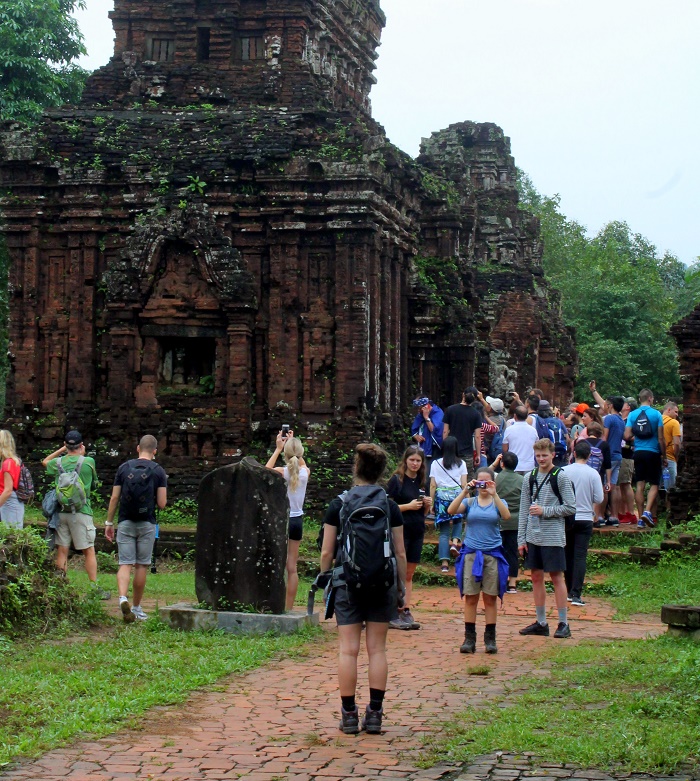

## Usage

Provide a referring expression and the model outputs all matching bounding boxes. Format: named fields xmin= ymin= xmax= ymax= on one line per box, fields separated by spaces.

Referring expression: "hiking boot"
xmin=362 ymin=705 xmax=383 ymax=734
xmin=459 ymin=626 xmax=477 ymax=654
xmin=402 ymin=609 xmax=421 ymax=629
xmin=339 ymin=706 xmax=360 ymax=735
xmin=553 ymin=622 xmax=572 ymax=639
xmin=131 ymin=605 xmax=148 ymax=621
xmin=120 ymin=600 xmax=136 ymax=624
xmin=389 ymin=616 xmax=411 ymax=630
xmin=519 ymin=621 xmax=550 ymax=636
xmin=484 ymin=625 xmax=498 ymax=654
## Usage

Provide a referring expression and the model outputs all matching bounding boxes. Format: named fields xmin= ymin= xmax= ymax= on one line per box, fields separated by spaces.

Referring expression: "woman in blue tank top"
xmin=447 ymin=467 xmax=510 ymax=655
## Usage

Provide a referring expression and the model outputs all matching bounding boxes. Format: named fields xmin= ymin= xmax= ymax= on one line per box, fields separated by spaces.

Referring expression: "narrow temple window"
xmin=197 ymin=27 xmax=211 ymax=61
xmin=158 ymin=338 xmax=216 ymax=391
xmin=148 ymin=38 xmax=176 ymax=62
xmin=239 ymin=36 xmax=265 ymax=61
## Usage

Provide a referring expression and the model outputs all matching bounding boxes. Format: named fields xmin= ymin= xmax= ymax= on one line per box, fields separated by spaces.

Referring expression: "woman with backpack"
xmin=266 ymin=430 xmax=310 ymax=610
xmin=429 ymin=436 xmax=468 ymax=574
xmin=0 ymin=430 xmax=25 ymax=529
xmin=447 ymin=466 xmax=510 ymax=654
xmin=581 ymin=421 xmax=612 ymax=526
xmin=386 ymin=446 xmax=432 ymax=630
xmin=319 ymin=443 xmax=407 ymax=735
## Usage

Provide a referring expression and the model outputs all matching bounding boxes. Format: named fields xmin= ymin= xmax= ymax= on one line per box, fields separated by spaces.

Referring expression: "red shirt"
xmin=1 ymin=458 xmax=21 ymax=489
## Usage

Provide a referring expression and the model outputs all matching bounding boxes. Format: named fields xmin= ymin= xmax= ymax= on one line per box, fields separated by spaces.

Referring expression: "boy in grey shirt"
xmin=518 ymin=438 xmax=576 ymax=638
xmin=563 ymin=440 xmax=604 ymax=606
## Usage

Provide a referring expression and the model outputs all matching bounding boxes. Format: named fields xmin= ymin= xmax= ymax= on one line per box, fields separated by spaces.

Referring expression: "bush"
xmin=0 ymin=524 xmax=107 ymax=635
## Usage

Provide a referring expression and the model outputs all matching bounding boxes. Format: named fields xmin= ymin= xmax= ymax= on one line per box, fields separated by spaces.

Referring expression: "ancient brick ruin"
xmin=670 ymin=310 xmax=700 ymax=522
xmin=0 ymin=0 xmax=576 ymax=499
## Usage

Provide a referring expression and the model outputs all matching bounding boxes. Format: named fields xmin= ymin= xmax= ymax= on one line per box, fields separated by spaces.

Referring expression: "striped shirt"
xmin=517 ymin=468 xmax=576 ymax=548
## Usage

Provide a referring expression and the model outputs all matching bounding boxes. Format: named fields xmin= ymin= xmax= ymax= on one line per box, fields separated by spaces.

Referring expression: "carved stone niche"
xmin=102 ymin=202 xmax=256 ymax=409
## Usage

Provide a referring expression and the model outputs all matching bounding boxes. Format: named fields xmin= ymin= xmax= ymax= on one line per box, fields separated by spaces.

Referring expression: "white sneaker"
xmin=131 ymin=605 xmax=148 ymax=621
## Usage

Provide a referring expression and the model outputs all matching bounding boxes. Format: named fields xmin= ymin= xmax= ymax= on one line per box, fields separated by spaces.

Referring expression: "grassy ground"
xmin=422 ymin=634 xmax=700 ymax=773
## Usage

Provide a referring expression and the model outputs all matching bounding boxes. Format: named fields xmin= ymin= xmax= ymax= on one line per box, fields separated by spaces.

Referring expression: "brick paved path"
xmin=2 ymin=588 xmax=664 ymax=781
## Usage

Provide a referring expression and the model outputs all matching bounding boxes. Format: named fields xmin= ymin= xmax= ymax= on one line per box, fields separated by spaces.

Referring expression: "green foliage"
xmin=518 ymin=172 xmax=699 ymax=398
xmin=0 ymin=0 xmax=89 ymax=122
xmin=421 ymin=172 xmax=460 ymax=209
xmin=0 ymin=525 xmax=108 ymax=635
xmin=423 ymin=635 xmax=700 ymax=773
xmin=186 ymin=175 xmax=207 ymax=195
xmin=413 ymin=255 xmax=470 ymax=329
xmin=158 ymin=498 xmax=198 ymax=526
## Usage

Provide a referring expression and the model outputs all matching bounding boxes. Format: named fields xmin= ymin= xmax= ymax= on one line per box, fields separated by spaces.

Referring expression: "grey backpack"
xmin=55 ymin=456 xmax=87 ymax=512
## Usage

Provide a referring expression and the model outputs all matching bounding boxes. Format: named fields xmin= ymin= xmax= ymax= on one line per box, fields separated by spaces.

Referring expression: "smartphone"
xmin=281 ymin=424 xmax=290 ymax=437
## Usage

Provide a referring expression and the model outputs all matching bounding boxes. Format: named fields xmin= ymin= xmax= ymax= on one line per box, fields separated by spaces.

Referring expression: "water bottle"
xmin=662 ymin=467 xmax=670 ymax=491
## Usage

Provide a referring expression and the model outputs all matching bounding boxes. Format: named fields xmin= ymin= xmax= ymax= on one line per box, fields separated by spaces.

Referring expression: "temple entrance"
xmin=158 ymin=337 xmax=216 ymax=392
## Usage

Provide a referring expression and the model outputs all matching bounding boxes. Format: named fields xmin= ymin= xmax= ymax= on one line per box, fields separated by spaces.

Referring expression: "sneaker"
xmin=506 ymin=586 xmax=518 ymax=594
xmin=441 ymin=564 xmax=449 ymax=574
xmin=131 ymin=605 xmax=148 ymax=621
xmin=519 ymin=621 xmax=550 ymax=636
xmin=566 ymin=596 xmax=572 ymax=602
xmin=619 ymin=513 xmax=633 ymax=524
xmin=389 ymin=616 xmax=411 ymax=630
xmin=402 ymin=609 xmax=421 ymax=630
xmin=593 ymin=520 xmax=603 ymax=529
xmin=449 ymin=544 xmax=460 ymax=557
xmin=339 ymin=706 xmax=360 ymax=735
xmin=570 ymin=597 xmax=585 ymax=607
xmin=641 ymin=511 xmax=656 ymax=527
xmin=637 ymin=519 xmax=646 ymax=528
xmin=120 ymin=599 xmax=135 ymax=624
xmin=606 ymin=518 xmax=620 ymax=527
xmin=553 ymin=622 xmax=572 ymax=638
xmin=361 ymin=705 xmax=383 ymax=734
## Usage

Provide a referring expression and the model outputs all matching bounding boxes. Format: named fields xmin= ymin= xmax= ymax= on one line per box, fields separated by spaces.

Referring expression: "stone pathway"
xmin=1 ymin=589 xmax=666 ymax=781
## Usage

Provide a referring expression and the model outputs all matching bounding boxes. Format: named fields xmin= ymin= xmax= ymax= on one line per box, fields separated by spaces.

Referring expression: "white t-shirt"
xmin=563 ymin=463 xmax=604 ymax=521
xmin=283 ymin=466 xmax=309 ymax=517
xmin=429 ymin=458 xmax=467 ymax=489
xmin=502 ymin=421 xmax=539 ymax=472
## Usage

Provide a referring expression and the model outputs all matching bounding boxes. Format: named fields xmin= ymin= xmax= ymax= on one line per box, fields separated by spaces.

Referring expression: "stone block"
xmin=159 ymin=603 xmax=319 ymax=635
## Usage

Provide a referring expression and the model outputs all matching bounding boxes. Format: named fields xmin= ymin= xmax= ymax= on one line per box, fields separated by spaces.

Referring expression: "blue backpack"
xmin=532 ymin=414 xmax=553 ymax=443
xmin=547 ymin=418 xmax=567 ymax=458
xmin=488 ymin=419 xmax=505 ymax=462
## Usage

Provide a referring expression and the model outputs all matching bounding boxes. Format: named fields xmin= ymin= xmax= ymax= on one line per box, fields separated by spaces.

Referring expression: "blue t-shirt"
xmin=604 ymin=413 xmax=625 ymax=460
xmin=626 ymin=406 xmax=664 ymax=453
xmin=460 ymin=497 xmax=503 ymax=551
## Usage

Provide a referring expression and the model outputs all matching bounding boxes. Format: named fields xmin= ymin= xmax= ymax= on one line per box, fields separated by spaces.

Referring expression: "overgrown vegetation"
xmin=0 ymin=525 xmax=107 ymax=635
xmin=422 ymin=635 xmax=700 ymax=773
xmin=518 ymin=172 xmax=700 ymax=398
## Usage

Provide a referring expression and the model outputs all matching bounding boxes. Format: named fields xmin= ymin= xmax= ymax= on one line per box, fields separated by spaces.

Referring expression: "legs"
xmin=285 ymin=539 xmax=301 ymax=610
xmin=550 ymin=571 xmax=568 ymax=610
xmin=531 ymin=567 xmax=546 ymax=610
xmin=500 ymin=530 xmax=519 ymax=589
xmin=117 ymin=563 xmax=133 ymax=598
xmin=132 ymin=564 xmax=147 ymax=606
xmin=461 ymin=592 xmax=498 ymax=653
xmin=82 ymin=546 xmax=98 ymax=583
xmin=404 ymin=561 xmax=418 ymax=608
xmin=55 ymin=545 xmax=69 ymax=573
xmin=568 ymin=522 xmax=593 ymax=600
xmin=338 ymin=623 xmax=363 ymax=697
xmin=463 ymin=593 xmax=479 ymax=623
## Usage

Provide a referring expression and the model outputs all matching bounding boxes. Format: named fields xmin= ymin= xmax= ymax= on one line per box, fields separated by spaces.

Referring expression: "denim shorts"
xmin=117 ymin=520 xmax=156 ymax=565
xmin=610 ymin=458 xmax=622 ymax=486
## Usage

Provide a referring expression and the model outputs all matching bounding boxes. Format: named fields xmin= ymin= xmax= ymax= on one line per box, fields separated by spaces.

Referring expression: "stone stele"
xmin=195 ymin=457 xmax=287 ymax=614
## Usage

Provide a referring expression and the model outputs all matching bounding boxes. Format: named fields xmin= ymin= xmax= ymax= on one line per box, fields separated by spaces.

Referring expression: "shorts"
xmin=610 ymin=458 xmax=622 ymax=486
xmin=288 ymin=515 xmax=303 ymax=542
xmin=403 ymin=522 xmax=425 ymax=564
xmin=334 ymin=585 xmax=399 ymax=626
xmin=619 ymin=458 xmax=635 ymax=485
xmin=633 ymin=451 xmax=662 ymax=486
xmin=666 ymin=460 xmax=678 ymax=490
xmin=116 ymin=519 xmax=156 ymax=565
xmin=462 ymin=553 xmax=499 ymax=596
xmin=0 ymin=492 xmax=25 ymax=529
xmin=526 ymin=543 xmax=566 ymax=574
xmin=56 ymin=512 xmax=96 ymax=551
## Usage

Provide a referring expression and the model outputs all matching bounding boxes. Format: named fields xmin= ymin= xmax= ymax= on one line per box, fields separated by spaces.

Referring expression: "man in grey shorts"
xmin=105 ymin=435 xmax=167 ymax=622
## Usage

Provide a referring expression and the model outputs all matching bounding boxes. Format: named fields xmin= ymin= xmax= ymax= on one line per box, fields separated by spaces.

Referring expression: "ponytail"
xmin=283 ymin=437 xmax=304 ymax=492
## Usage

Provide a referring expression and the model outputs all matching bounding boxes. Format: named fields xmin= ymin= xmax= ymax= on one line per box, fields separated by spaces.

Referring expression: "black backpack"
xmin=334 ymin=485 xmax=396 ymax=593
xmin=632 ymin=409 xmax=654 ymax=439
xmin=528 ymin=467 xmax=576 ymax=528
xmin=120 ymin=460 xmax=158 ymax=521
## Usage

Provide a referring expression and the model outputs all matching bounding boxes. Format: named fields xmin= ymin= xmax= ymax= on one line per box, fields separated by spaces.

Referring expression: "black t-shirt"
xmin=114 ymin=458 xmax=168 ymax=523
xmin=322 ymin=495 xmax=403 ymax=528
xmin=444 ymin=403 xmax=482 ymax=456
xmin=386 ymin=474 xmax=425 ymax=527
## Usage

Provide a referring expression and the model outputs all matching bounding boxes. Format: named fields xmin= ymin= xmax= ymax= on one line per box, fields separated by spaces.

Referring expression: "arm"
xmin=0 ymin=471 xmax=13 ymax=508
xmin=105 ymin=485 xmax=121 ymax=542
xmin=473 ymin=427 xmax=482 ymax=465
xmin=442 ymin=422 xmax=450 ymax=439
xmin=320 ymin=524 xmax=336 ymax=573
xmin=156 ymin=486 xmax=167 ymax=510
xmin=673 ymin=435 xmax=681 ymax=461
xmin=42 ymin=445 xmax=67 ymax=468
xmin=430 ymin=476 xmax=436 ymax=506
xmin=593 ymin=474 xmax=604 ymax=505
xmin=623 ymin=425 xmax=633 ymax=443
xmin=589 ymin=380 xmax=605 ymax=409
xmin=265 ymin=431 xmax=286 ymax=469
xmin=658 ymin=426 xmax=667 ymax=464
xmin=432 ymin=410 xmax=444 ymax=449
xmin=392 ymin=525 xmax=407 ymax=588
xmin=517 ymin=479 xmax=530 ymax=551
xmin=486 ymin=481 xmax=511 ymax=521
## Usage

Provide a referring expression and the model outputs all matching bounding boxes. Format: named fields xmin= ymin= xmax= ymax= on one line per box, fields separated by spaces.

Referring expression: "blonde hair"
xmin=0 ymin=430 xmax=21 ymax=466
xmin=283 ymin=437 xmax=304 ymax=492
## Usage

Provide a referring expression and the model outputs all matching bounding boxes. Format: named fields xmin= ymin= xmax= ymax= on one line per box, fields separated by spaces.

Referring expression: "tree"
xmin=0 ymin=0 xmax=89 ymax=122
xmin=517 ymin=172 xmax=700 ymax=400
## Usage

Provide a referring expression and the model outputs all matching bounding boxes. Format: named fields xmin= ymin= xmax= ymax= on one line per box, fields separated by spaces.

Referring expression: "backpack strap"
xmin=74 ymin=455 xmax=85 ymax=475
xmin=549 ymin=468 xmax=563 ymax=505
xmin=56 ymin=457 xmax=64 ymax=475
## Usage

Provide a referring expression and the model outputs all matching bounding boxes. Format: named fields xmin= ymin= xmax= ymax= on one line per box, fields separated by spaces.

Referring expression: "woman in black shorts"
xmin=386 ymin=446 xmax=432 ymax=630
xmin=320 ymin=444 xmax=407 ymax=735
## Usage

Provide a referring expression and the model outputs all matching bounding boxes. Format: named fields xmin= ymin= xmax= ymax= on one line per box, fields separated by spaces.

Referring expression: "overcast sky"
xmin=75 ymin=0 xmax=698 ymax=264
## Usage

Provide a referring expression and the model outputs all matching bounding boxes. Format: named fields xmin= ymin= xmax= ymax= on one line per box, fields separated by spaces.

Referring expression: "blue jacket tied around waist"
xmin=455 ymin=545 xmax=509 ymax=602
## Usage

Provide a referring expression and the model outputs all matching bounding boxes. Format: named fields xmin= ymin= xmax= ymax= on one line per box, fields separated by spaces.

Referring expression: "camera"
xmin=475 ymin=480 xmax=488 ymax=489
xmin=281 ymin=424 xmax=290 ymax=437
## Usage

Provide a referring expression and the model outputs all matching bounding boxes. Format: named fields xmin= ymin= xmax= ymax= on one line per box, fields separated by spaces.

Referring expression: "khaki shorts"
xmin=619 ymin=458 xmax=635 ymax=485
xmin=463 ymin=552 xmax=499 ymax=596
xmin=56 ymin=512 xmax=96 ymax=551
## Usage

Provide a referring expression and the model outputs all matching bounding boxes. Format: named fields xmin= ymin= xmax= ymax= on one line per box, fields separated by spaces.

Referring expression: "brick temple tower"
xmin=0 ymin=0 xmax=576 ymax=497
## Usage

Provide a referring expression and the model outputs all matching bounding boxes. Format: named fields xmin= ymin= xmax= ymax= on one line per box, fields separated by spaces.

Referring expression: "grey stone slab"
xmin=159 ymin=603 xmax=320 ymax=635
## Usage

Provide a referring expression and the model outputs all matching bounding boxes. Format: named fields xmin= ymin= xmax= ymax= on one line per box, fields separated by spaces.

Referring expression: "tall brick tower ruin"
xmin=0 ymin=0 xmax=576 ymax=495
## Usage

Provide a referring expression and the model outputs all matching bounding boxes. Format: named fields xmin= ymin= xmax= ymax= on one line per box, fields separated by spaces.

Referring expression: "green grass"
xmin=421 ymin=635 xmax=700 ymax=774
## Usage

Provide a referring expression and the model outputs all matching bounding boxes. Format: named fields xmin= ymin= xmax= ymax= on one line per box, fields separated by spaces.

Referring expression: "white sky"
xmin=75 ymin=0 xmax=699 ymax=264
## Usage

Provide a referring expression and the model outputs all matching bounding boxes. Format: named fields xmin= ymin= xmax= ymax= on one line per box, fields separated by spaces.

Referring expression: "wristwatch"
xmin=105 ymin=521 xmax=114 ymax=526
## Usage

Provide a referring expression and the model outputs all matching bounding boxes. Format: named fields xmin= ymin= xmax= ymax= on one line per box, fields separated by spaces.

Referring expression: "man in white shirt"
xmin=502 ymin=406 xmax=539 ymax=475
xmin=562 ymin=440 xmax=604 ymax=607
